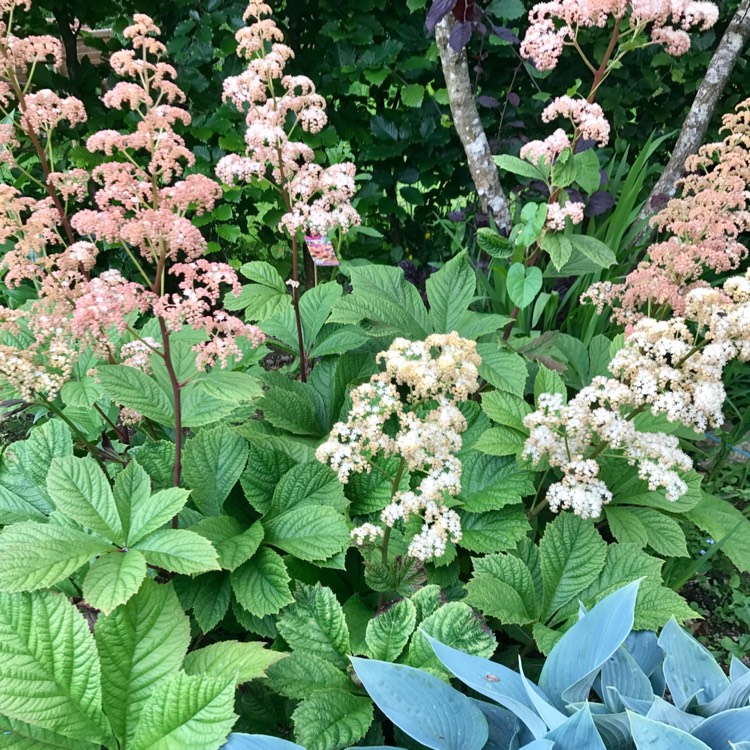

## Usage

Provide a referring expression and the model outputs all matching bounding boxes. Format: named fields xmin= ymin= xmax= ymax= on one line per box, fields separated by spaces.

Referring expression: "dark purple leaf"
xmin=507 ymin=120 xmax=525 ymax=129
xmin=567 ymin=188 xmax=584 ymax=204
xmin=529 ymin=180 xmax=550 ymax=198
xmin=507 ymin=91 xmax=520 ymax=107
xmin=574 ymin=138 xmax=596 ymax=153
xmin=649 ymin=193 xmax=670 ymax=211
xmin=585 ymin=191 xmax=615 ymax=217
xmin=599 ymin=169 xmax=609 ymax=186
xmin=492 ymin=25 xmax=520 ymax=45
xmin=426 ymin=0 xmax=457 ymax=33
xmin=448 ymin=209 xmax=467 ymax=222
xmin=475 ymin=212 xmax=490 ymax=228
xmin=476 ymin=20 xmax=488 ymax=36
xmin=478 ymin=95 xmax=500 ymax=108
xmin=449 ymin=20 xmax=473 ymax=51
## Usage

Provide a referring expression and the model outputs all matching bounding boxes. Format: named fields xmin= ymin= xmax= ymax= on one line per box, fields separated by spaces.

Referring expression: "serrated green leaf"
xmin=347 ymin=456 xmax=408 ymax=515
xmin=425 ymin=251 xmax=475 ymax=333
xmin=481 ymin=390 xmax=532 ymax=431
xmin=605 ymin=506 xmax=649 ymax=548
xmin=459 ymin=506 xmax=529 ymax=553
xmin=494 ymin=154 xmax=546 ymax=180
xmin=277 ymin=584 xmax=350 ymax=669
xmin=0 ymin=591 xmax=112 ymax=745
xmin=112 ymin=461 xmax=150 ymax=539
xmin=568 ymin=235 xmax=616 ymax=268
xmin=184 ymin=641 xmax=286 ymax=684
xmin=47 ymin=456 xmax=123 ymax=543
xmin=540 ymin=513 xmax=607 ymax=619
xmin=82 ymin=550 xmax=147 ymax=615
xmin=129 ymin=441 xmax=175 ymax=490
xmin=266 ymin=651 xmax=352 ymax=699
xmin=265 ymin=505 xmax=349 ymax=562
xmin=240 ymin=444 xmax=297 ymax=514
xmin=258 ymin=388 xmax=321 ymax=436
xmin=401 ymin=83 xmax=425 ymax=108
xmin=476 ymin=228 xmax=512 ymax=258
xmin=183 ymin=425 xmax=248 ymax=516
xmin=61 ymin=378 xmax=103 ymax=408
xmin=239 ymin=261 xmax=287 ymax=292
xmin=541 ymin=233 xmax=573 ymax=271
xmin=95 ymin=579 xmax=190 ymax=747
xmin=16 ymin=420 xmax=72 ymax=494
xmin=0 ymin=715 xmax=100 ymax=749
xmin=365 ymin=599 xmax=417 ymax=661
xmin=687 ymin=492 xmax=750 ymax=572
xmin=194 ymin=371 xmax=263 ymax=404
xmin=408 ymin=602 xmax=496 ymax=676
xmin=573 ymin=149 xmax=601 ymax=194
xmin=0 ymin=522 xmax=113 ymax=592
xmin=97 ymin=365 xmax=174 ymax=426
xmin=466 ymin=553 xmax=538 ymax=624
xmin=534 ymin=365 xmax=567 ymax=405
xmin=458 ymin=453 xmax=534 ymax=512
xmin=130 ymin=672 xmax=236 ymax=750
xmin=231 ymin=548 xmax=293 ymax=618
xmin=191 ymin=571 xmax=232 ymax=632
xmin=631 ymin=507 xmax=688 ymax=557
xmin=475 ymin=425 xmax=527 ymax=456
xmin=133 ymin=528 xmax=219 ymax=574
xmin=292 ymin=690 xmax=373 ymax=750
xmin=300 ymin=282 xmax=343 ymax=350
xmin=269 ymin=462 xmax=347 ymax=518
xmin=127 ymin=485 xmax=190 ymax=547
xmin=476 ymin=345 xmax=527 ymax=396
xmin=193 ymin=517 xmax=265 ymax=571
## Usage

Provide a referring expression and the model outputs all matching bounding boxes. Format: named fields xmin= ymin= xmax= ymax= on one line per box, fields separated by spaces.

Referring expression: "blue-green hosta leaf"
xmin=265 ymin=651 xmax=353 ymax=699
xmin=517 ymin=660 xmax=566 ymax=731
xmin=292 ymin=689 xmax=373 ymax=750
xmin=0 ymin=591 xmax=112 ymax=745
xmin=95 ymin=579 xmax=190 ymax=747
xmin=351 ymin=658 xmax=488 ymax=750
xmin=540 ymin=513 xmax=607 ymax=618
xmin=731 ymin=657 xmax=750 ymax=682
xmin=694 ymin=669 xmax=750 ymax=717
xmin=231 ymin=548 xmax=293 ymax=618
xmin=0 ymin=714 xmax=100 ymax=749
xmin=408 ymin=602 xmax=496 ymax=677
xmin=629 ymin=712 xmax=710 ymax=749
xmin=691 ymin=707 xmax=750 ymax=747
xmin=425 ymin=251 xmax=475 ymax=333
xmin=47 ymin=456 xmax=123 ymax=543
xmin=183 ymin=641 xmax=286 ymax=684
xmin=365 ymin=598 xmax=417 ymax=661
xmin=96 ymin=365 xmax=174 ymax=426
xmin=600 ymin=646 xmax=655 ymax=712
xmin=544 ymin=705 xmax=606 ymax=749
xmin=132 ymin=528 xmax=219 ymax=574
xmin=82 ymin=550 xmax=147 ymax=614
xmin=539 ymin=581 xmax=640 ymax=711
xmin=182 ymin=425 xmax=249 ymax=516
xmin=518 ymin=741 xmax=554 ymax=749
xmin=471 ymin=699 xmax=521 ymax=750
xmin=192 ymin=517 xmax=264 ymax=571
xmin=658 ymin=618 xmax=729 ymax=707
xmin=130 ymin=672 xmax=236 ymax=750
xmin=269 ymin=462 xmax=347 ymax=518
xmin=645 ymin=697 xmax=703 ymax=732
xmin=264 ymin=505 xmax=349 ymax=562
xmin=277 ymin=584 xmax=350 ymax=670
xmin=222 ymin=735 xmax=306 ymax=750
xmin=0 ymin=521 xmax=113 ymax=591
xmin=427 ymin=636 xmax=548 ymax=739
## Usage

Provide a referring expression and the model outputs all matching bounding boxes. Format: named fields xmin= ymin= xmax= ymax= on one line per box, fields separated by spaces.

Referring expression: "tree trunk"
xmin=435 ymin=15 xmax=512 ymax=232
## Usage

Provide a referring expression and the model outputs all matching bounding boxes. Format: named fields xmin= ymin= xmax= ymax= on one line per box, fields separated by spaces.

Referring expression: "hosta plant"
xmin=352 ymin=580 xmax=750 ymax=750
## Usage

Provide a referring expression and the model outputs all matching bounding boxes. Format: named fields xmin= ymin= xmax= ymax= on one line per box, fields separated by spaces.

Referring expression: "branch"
xmin=435 ymin=15 xmax=512 ymax=231
xmin=639 ymin=0 xmax=750 ymax=225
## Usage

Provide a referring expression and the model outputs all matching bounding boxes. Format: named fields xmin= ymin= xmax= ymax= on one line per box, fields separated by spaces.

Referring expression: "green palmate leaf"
xmin=240 ymin=443 xmax=297 ymax=515
xmin=635 ymin=579 xmax=696 ymax=631
xmin=193 ymin=517 xmax=264 ymax=571
xmin=112 ymin=461 xmax=151 ymax=538
xmin=0 ymin=522 xmax=113 ymax=592
xmin=277 ymin=584 xmax=351 ymax=669
xmin=466 ymin=553 xmax=538 ymax=625
xmin=481 ymin=391 xmax=532 ymax=432
xmin=190 ymin=572 xmax=232 ymax=632
xmin=13 ymin=420 xmax=72 ymax=496
xmin=534 ymin=365 xmax=567 ymax=405
xmin=300 ymin=282 xmax=343 ymax=350
xmin=231 ymin=548 xmax=293 ymax=618
xmin=0 ymin=715 xmax=100 ymax=749
xmin=458 ymin=453 xmax=534 ymax=513
xmin=365 ymin=599 xmax=417 ymax=661
xmin=264 ymin=506 xmax=349 ymax=562
xmin=120 ymin=475 xmax=190 ymax=547
xmin=308 ymin=325 xmax=370 ymax=358
xmin=130 ymin=672 xmax=236 ymax=750
xmin=183 ymin=425 xmax=249 ymax=516
xmin=269 ymin=462 xmax=347 ymax=518
xmin=609 ymin=506 xmax=688 ymax=557
xmin=425 ymin=251 xmax=475 ymax=333
xmin=132 ymin=528 xmax=219 ymax=574
xmin=495 ymin=154 xmax=546 ymax=180
xmin=95 ymin=580 xmax=190 ymax=747
xmin=266 ymin=651 xmax=353 ymax=699
xmin=258 ymin=387 xmax=322 ymax=436
xmin=0 ymin=591 xmax=112 ymax=745
xmin=605 ymin=506 xmax=650 ymax=548
xmin=195 ymin=371 xmax=263 ymax=404
xmin=347 ymin=456 xmax=408 ymax=515
xmin=183 ymin=641 xmax=286 ymax=684
xmin=292 ymin=690 xmax=373 ymax=750
xmin=130 ymin=441 xmax=175 ymax=490
xmin=61 ymin=378 xmax=103 ymax=408
xmin=180 ymin=383 xmax=239 ymax=429
xmin=687 ymin=493 xmax=750 ymax=572
xmin=411 ymin=585 xmax=443 ymax=623
xmin=225 ymin=283 xmax=290 ymax=320
xmin=82 ymin=550 xmax=147 ymax=615
xmin=239 ymin=261 xmax=287 ymax=292
xmin=506 ymin=263 xmax=543 ymax=310
xmin=476 ymin=345 xmax=527 ymax=396
xmin=408 ymin=602 xmax=496 ymax=676
xmin=540 ymin=513 xmax=607 ymax=619
xmin=551 ymin=149 xmax=576 ymax=188
xmin=0 ymin=481 xmax=49 ymax=524
xmin=47 ymin=456 xmax=123 ymax=544
xmin=96 ymin=365 xmax=174 ymax=426
xmin=568 ymin=235 xmax=617 ymax=268
xmin=459 ymin=506 xmax=530 ymax=553
xmin=474 ymin=426 xmax=527 ymax=457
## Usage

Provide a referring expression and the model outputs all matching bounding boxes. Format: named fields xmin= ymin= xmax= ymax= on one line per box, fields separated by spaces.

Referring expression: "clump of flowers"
xmin=525 ymin=268 xmax=750 ymax=518
xmin=317 ymin=333 xmax=481 ymax=561
xmin=584 ymin=98 xmax=750 ymax=328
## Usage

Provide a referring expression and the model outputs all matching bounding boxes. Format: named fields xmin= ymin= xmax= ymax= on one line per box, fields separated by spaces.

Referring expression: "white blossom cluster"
xmin=525 ymin=267 xmax=750 ymax=518
xmin=316 ymin=332 xmax=481 ymax=561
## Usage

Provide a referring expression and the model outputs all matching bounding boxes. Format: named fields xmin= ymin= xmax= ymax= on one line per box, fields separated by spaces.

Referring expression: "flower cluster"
xmin=520 ymin=0 xmax=719 ymax=71
xmin=216 ymin=1 xmax=360 ymax=239
xmin=317 ymin=333 xmax=482 ymax=561
xmin=525 ymin=267 xmax=750 ymax=518
xmin=584 ymin=98 xmax=750 ymax=327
